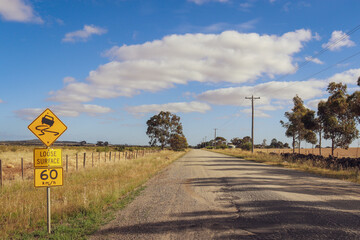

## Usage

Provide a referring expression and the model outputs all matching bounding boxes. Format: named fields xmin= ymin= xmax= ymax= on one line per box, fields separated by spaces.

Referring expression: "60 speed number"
xmin=34 ymin=168 xmax=63 ymax=187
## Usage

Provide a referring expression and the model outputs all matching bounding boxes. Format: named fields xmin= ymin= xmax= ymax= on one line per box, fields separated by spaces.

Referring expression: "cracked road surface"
xmin=90 ymin=149 xmax=360 ymax=240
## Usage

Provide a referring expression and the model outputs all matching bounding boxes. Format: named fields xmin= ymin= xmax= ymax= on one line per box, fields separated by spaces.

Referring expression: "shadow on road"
xmin=93 ymin=198 xmax=360 ymax=239
xmin=92 ymin=151 xmax=360 ymax=239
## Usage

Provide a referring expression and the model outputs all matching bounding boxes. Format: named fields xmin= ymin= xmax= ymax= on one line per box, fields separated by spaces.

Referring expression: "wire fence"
xmin=0 ymin=149 xmax=161 ymax=189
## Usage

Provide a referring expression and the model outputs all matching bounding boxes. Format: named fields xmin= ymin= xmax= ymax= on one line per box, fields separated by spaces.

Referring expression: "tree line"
xmin=196 ymin=136 xmax=290 ymax=150
xmin=281 ymin=80 xmax=360 ymax=156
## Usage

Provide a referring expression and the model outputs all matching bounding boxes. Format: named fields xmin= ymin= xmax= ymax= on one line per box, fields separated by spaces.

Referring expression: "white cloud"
xmin=257 ymin=105 xmax=283 ymax=111
xmin=239 ymin=2 xmax=253 ymax=11
xmin=305 ymin=56 xmax=323 ymax=65
xmin=313 ymin=32 xmax=321 ymax=41
xmin=176 ymin=19 xmax=258 ymax=34
xmin=50 ymin=29 xmax=312 ymax=104
xmin=306 ymin=98 xmax=327 ymax=110
xmin=197 ymin=68 xmax=360 ymax=117
xmin=322 ymin=30 xmax=355 ymax=51
xmin=15 ymin=103 xmax=111 ymax=120
xmin=0 ymin=0 xmax=43 ymax=23
xmin=188 ymin=0 xmax=229 ymax=5
xmin=56 ymin=103 xmax=112 ymax=116
xmin=327 ymin=68 xmax=360 ymax=85
xmin=197 ymin=80 xmax=327 ymax=106
xmin=15 ymin=108 xmax=43 ymax=120
xmin=126 ymin=101 xmax=211 ymax=116
xmin=62 ymin=25 xmax=107 ymax=43
xmin=183 ymin=91 xmax=196 ymax=99
xmin=63 ymin=76 xmax=76 ymax=84
xmin=48 ymin=81 xmax=126 ymax=103
xmin=241 ymin=108 xmax=271 ymax=118
xmin=202 ymin=20 xmax=258 ymax=33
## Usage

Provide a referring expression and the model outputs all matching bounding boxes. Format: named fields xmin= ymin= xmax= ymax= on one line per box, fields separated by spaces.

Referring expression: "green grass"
xmin=15 ymin=186 xmax=145 ymax=240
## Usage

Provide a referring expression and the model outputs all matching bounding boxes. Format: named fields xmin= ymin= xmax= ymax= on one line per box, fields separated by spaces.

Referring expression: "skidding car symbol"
xmin=42 ymin=115 xmax=55 ymax=127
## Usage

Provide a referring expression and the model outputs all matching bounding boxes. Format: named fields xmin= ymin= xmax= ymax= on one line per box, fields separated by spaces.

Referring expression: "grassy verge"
xmin=0 ymin=150 xmax=187 ymax=239
xmin=210 ymin=148 xmax=360 ymax=184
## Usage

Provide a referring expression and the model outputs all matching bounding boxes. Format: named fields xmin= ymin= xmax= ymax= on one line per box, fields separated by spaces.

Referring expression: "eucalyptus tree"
xmin=281 ymin=95 xmax=317 ymax=153
xmin=348 ymin=77 xmax=360 ymax=124
xmin=318 ymin=82 xmax=358 ymax=156
xmin=302 ymin=110 xmax=322 ymax=155
xmin=280 ymin=118 xmax=296 ymax=153
xmin=146 ymin=111 xmax=185 ymax=149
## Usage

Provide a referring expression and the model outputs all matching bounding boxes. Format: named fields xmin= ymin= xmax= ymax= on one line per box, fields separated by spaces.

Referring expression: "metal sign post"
xmin=47 ymin=186 xmax=51 ymax=234
xmin=28 ymin=108 xmax=67 ymax=235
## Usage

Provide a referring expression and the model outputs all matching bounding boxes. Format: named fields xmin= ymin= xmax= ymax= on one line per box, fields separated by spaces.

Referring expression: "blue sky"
xmin=1 ymin=0 xmax=360 ymax=147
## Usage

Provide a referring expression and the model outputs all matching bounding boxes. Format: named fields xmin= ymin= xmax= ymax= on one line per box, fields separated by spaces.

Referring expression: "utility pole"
xmin=245 ymin=95 xmax=260 ymax=153
xmin=213 ymin=128 xmax=218 ymax=147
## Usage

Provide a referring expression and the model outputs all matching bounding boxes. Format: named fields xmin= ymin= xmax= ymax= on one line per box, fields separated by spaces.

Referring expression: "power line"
xmin=299 ymin=49 xmax=360 ymax=81
xmin=276 ymin=24 xmax=360 ymax=82
xmin=299 ymin=25 xmax=360 ymax=67
xmin=264 ymin=48 xmax=360 ymax=95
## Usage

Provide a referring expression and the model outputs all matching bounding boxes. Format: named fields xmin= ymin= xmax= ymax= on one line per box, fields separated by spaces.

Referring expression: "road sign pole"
xmin=47 ymin=146 xmax=51 ymax=234
xmin=28 ymin=108 xmax=67 ymax=235
xmin=47 ymin=186 xmax=51 ymax=234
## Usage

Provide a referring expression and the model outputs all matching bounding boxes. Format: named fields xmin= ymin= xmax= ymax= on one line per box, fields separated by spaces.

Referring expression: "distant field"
xmin=255 ymin=147 xmax=360 ymax=158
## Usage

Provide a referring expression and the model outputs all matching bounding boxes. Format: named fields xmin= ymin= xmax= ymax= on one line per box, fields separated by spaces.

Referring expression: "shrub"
xmin=241 ymin=142 xmax=252 ymax=151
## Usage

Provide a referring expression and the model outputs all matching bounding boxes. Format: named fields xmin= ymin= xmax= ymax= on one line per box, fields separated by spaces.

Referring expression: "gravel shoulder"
xmin=89 ymin=149 xmax=360 ymax=240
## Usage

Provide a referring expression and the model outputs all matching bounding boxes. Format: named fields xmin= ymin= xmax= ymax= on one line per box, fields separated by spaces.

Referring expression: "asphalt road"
xmin=90 ymin=149 xmax=360 ymax=240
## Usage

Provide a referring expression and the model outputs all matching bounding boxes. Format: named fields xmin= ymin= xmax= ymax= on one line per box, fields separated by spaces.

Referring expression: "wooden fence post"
xmin=83 ymin=153 xmax=86 ymax=168
xmin=109 ymin=152 xmax=112 ymax=162
xmin=98 ymin=152 xmax=101 ymax=165
xmin=76 ymin=153 xmax=78 ymax=171
xmin=21 ymin=158 xmax=24 ymax=180
xmin=92 ymin=152 xmax=94 ymax=167
xmin=0 ymin=159 xmax=2 ymax=188
xmin=105 ymin=152 xmax=107 ymax=163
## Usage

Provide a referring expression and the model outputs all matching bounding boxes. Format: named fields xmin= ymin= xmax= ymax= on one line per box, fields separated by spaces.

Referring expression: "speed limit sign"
xmin=34 ymin=168 xmax=63 ymax=187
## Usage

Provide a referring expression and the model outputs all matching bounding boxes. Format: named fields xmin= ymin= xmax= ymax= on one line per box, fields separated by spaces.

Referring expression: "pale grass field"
xmin=255 ymin=147 xmax=360 ymax=158
xmin=0 ymin=148 xmax=185 ymax=239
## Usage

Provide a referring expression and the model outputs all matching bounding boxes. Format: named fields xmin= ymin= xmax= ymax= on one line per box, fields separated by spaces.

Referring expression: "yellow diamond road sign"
xmin=28 ymin=108 xmax=67 ymax=147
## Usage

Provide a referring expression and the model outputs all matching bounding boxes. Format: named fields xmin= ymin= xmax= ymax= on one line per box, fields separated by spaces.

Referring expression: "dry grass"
xmin=256 ymin=147 xmax=360 ymax=158
xmin=0 ymin=146 xmax=147 ymax=181
xmin=210 ymin=148 xmax=360 ymax=184
xmin=0 ymin=148 xmax=186 ymax=239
